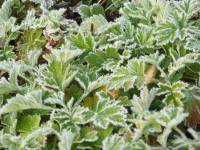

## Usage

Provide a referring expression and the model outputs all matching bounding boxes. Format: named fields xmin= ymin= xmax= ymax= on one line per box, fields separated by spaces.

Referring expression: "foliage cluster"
xmin=0 ymin=0 xmax=200 ymax=149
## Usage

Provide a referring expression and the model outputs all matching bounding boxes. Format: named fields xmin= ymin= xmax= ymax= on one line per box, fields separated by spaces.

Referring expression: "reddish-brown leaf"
xmin=185 ymin=106 xmax=200 ymax=128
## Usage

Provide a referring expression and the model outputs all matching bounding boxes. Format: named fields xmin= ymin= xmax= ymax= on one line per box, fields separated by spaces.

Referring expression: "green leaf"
xmin=0 ymin=127 xmax=53 ymax=149
xmin=75 ymin=66 xmax=108 ymax=102
xmin=186 ymin=38 xmax=200 ymax=52
xmin=58 ymin=130 xmax=75 ymax=150
xmin=17 ymin=115 xmax=41 ymax=133
xmin=38 ymin=50 xmax=81 ymax=91
xmin=136 ymin=26 xmax=155 ymax=49
xmin=0 ymin=91 xmax=51 ymax=115
xmin=120 ymin=0 xmax=168 ymax=25
xmin=70 ymin=33 xmax=95 ymax=51
xmin=0 ymin=132 xmax=21 ymax=150
xmin=168 ymin=53 xmax=200 ymax=77
xmin=77 ymin=127 xmax=98 ymax=143
xmin=47 ymin=98 xmax=93 ymax=131
xmin=174 ymin=0 xmax=200 ymax=18
xmin=109 ymin=58 xmax=145 ymax=91
xmin=158 ymin=81 xmax=188 ymax=106
xmin=79 ymin=4 xmax=105 ymax=19
xmin=90 ymin=92 xmax=127 ymax=129
xmin=103 ymin=134 xmax=125 ymax=150
xmin=0 ymin=60 xmax=32 ymax=95
xmin=125 ymin=140 xmax=151 ymax=150
xmin=0 ymin=60 xmax=32 ymax=74
xmin=19 ymin=29 xmax=46 ymax=52
xmin=0 ymin=0 xmax=14 ymax=23
xmin=120 ymin=2 xmax=150 ymax=25
xmin=0 ymin=77 xmax=23 ymax=95
xmin=157 ymin=107 xmax=188 ymax=147
xmin=80 ymin=15 xmax=108 ymax=34
xmin=86 ymin=47 xmax=120 ymax=68
xmin=131 ymin=86 xmax=157 ymax=115
xmin=1 ymin=113 xmax=17 ymax=134
xmin=156 ymin=10 xmax=198 ymax=45
xmin=27 ymin=49 xmax=42 ymax=66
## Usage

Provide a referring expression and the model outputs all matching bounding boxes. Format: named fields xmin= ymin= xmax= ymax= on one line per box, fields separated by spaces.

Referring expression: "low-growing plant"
xmin=0 ymin=0 xmax=200 ymax=149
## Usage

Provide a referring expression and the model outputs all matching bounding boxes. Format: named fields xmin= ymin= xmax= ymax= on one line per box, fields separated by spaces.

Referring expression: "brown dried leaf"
xmin=185 ymin=106 xmax=200 ymax=128
xmin=100 ymin=85 xmax=120 ymax=98
xmin=144 ymin=64 xmax=157 ymax=85
xmin=48 ymin=37 xmax=59 ymax=46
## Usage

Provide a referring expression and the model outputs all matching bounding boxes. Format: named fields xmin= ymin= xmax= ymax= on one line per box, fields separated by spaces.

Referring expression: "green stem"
xmin=105 ymin=4 xmax=114 ymax=12
xmin=173 ymin=126 xmax=186 ymax=139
